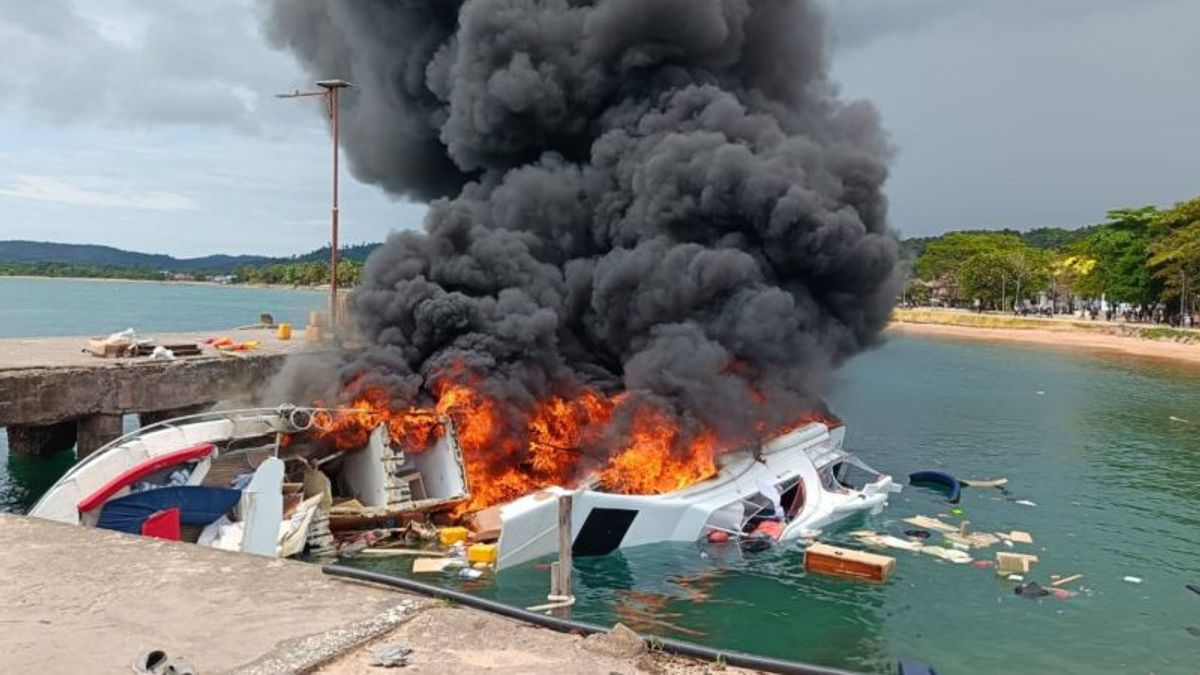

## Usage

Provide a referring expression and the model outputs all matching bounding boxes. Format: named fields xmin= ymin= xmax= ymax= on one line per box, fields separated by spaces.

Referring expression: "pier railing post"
xmin=548 ymin=494 xmax=574 ymax=618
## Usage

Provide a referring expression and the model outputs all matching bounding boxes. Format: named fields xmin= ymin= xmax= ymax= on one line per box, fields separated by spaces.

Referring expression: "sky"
xmin=0 ymin=0 xmax=1197 ymax=256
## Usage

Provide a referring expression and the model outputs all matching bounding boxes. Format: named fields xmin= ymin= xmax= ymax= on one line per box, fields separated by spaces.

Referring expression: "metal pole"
xmin=330 ymin=86 xmax=340 ymax=332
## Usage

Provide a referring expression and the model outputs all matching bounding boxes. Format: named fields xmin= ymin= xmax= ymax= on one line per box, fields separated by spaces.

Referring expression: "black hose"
xmin=323 ymin=564 xmax=861 ymax=675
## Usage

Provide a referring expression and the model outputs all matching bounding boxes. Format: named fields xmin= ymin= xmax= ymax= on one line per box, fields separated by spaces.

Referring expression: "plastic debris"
xmin=1001 ymin=530 xmax=1033 ymax=544
xmin=903 ymin=529 xmax=932 ymax=540
xmin=371 ymin=644 xmax=413 ymax=668
xmin=1123 ymin=576 xmax=1143 ymax=584
xmin=903 ymin=515 xmax=959 ymax=534
xmin=853 ymin=533 xmax=924 ymax=552
xmin=919 ymin=546 xmax=972 ymax=564
xmin=972 ymin=560 xmax=995 ymax=570
xmin=458 ymin=568 xmax=484 ymax=580
xmin=1169 ymin=416 xmax=1190 ymax=424
xmin=1015 ymin=581 xmax=1050 ymax=599
xmin=1015 ymin=500 xmax=1037 ymax=507
xmin=149 ymin=346 xmax=177 ymax=361
xmin=960 ymin=478 xmax=1009 ymax=488
xmin=706 ymin=530 xmax=731 ymax=544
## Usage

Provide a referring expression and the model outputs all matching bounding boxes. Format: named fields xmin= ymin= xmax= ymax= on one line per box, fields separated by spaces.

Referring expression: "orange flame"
xmin=309 ymin=367 xmax=839 ymax=513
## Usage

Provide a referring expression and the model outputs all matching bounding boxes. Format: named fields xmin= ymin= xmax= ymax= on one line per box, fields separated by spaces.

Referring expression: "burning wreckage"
xmin=29 ymin=400 xmax=896 ymax=570
xmin=32 ymin=0 xmax=907 ymax=576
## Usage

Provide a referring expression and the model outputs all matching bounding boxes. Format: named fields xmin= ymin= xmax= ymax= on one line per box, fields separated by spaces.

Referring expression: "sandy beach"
xmin=891 ymin=309 xmax=1200 ymax=367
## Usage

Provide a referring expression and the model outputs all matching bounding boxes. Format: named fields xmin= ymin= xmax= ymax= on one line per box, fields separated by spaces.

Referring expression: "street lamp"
xmin=277 ymin=78 xmax=353 ymax=332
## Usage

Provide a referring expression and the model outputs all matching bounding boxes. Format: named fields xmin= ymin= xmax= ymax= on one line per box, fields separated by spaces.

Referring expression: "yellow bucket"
xmin=277 ymin=323 xmax=293 ymax=340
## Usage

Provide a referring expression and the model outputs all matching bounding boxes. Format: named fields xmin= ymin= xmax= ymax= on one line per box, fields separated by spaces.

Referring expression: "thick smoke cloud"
xmin=264 ymin=0 xmax=898 ymax=452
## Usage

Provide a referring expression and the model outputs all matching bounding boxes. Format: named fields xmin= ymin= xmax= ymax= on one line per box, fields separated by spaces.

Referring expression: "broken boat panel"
xmin=29 ymin=406 xmax=470 ymax=560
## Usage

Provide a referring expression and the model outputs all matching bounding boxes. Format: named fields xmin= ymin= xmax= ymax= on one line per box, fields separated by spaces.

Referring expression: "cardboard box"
xmin=466 ymin=505 xmax=502 ymax=542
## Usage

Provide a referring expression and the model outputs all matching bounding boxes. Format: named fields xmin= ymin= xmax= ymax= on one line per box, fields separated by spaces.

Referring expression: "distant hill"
xmin=0 ymin=240 xmax=381 ymax=274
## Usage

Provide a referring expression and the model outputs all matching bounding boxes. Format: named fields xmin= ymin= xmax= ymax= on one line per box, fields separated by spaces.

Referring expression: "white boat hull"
xmin=495 ymin=423 xmax=896 ymax=569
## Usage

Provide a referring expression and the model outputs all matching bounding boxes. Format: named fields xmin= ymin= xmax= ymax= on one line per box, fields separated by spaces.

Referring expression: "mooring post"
xmin=548 ymin=493 xmax=574 ymax=618
xmin=77 ymin=413 xmax=124 ymax=459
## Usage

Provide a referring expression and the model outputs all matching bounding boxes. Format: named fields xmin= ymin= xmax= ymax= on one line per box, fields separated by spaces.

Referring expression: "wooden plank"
xmin=805 ymin=543 xmax=895 ymax=583
xmin=359 ymin=548 xmax=447 ymax=558
xmin=412 ymin=558 xmax=455 ymax=574
xmin=1051 ymin=573 xmax=1083 ymax=587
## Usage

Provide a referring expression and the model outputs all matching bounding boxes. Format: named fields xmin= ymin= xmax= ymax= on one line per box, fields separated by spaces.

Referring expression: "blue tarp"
xmin=97 ymin=486 xmax=241 ymax=534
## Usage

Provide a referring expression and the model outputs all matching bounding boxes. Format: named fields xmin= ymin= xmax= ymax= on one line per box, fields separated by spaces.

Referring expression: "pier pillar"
xmin=5 ymin=421 xmax=77 ymax=457
xmin=77 ymin=414 xmax=124 ymax=459
xmin=139 ymin=403 xmax=215 ymax=428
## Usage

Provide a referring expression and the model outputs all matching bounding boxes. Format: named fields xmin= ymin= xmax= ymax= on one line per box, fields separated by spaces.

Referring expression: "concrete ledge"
xmin=0 ymin=513 xmax=409 ymax=674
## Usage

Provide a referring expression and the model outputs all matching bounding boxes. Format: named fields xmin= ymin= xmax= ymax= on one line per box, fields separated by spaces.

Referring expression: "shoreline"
xmin=890 ymin=316 xmax=1200 ymax=368
xmin=0 ymin=274 xmax=328 ymax=292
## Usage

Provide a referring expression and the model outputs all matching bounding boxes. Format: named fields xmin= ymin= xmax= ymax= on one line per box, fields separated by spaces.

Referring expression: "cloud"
xmin=0 ymin=0 xmax=304 ymax=131
xmin=0 ymin=175 xmax=197 ymax=211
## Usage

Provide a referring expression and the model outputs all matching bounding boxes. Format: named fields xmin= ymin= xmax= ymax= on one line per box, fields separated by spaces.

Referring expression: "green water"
xmin=0 ymin=277 xmax=322 ymax=339
xmin=351 ymin=337 xmax=1200 ymax=674
xmin=0 ymin=277 xmax=323 ymax=512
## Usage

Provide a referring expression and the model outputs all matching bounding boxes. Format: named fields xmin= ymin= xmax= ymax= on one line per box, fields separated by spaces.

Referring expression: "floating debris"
xmin=996 ymin=552 xmax=1039 ymax=575
xmin=960 ymin=478 xmax=1009 ymax=488
xmin=919 ymin=546 xmax=972 ymax=564
xmin=1124 ymin=576 xmax=1143 ymax=584
xmin=1051 ymin=574 xmax=1084 ymax=587
xmin=1015 ymin=581 xmax=1050 ymax=599
xmin=903 ymin=516 xmax=959 ymax=534
xmin=1000 ymin=530 xmax=1034 ymax=544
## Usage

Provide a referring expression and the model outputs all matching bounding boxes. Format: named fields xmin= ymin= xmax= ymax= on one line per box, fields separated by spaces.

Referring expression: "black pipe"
xmin=323 ymin=564 xmax=860 ymax=675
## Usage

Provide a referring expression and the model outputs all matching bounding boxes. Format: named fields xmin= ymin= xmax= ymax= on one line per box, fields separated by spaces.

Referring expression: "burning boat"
xmin=29 ymin=403 xmax=895 ymax=569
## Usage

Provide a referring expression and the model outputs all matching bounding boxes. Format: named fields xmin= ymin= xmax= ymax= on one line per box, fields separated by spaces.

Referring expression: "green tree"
xmin=1072 ymin=207 xmax=1162 ymax=308
xmin=1148 ymin=197 xmax=1200 ymax=316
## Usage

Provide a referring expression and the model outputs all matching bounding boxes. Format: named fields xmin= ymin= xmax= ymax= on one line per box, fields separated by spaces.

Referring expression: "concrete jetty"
xmin=0 ymin=514 xmax=741 ymax=674
xmin=0 ymin=329 xmax=324 ymax=458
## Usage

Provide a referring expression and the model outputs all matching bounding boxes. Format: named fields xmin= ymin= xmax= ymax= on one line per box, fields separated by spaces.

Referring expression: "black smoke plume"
xmin=264 ymin=0 xmax=898 ymax=459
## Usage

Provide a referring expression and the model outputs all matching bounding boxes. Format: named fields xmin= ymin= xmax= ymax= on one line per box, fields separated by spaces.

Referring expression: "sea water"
xmin=352 ymin=337 xmax=1200 ymax=673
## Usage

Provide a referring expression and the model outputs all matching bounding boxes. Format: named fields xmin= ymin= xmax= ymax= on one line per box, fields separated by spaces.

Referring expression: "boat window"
xmin=779 ymin=476 xmax=805 ymax=517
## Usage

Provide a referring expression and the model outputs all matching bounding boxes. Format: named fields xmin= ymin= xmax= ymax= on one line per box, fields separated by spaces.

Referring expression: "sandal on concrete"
xmin=132 ymin=650 xmax=169 ymax=674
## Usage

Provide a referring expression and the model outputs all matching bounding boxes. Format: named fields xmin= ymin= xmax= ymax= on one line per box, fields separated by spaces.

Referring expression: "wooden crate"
xmin=805 ymin=543 xmax=895 ymax=583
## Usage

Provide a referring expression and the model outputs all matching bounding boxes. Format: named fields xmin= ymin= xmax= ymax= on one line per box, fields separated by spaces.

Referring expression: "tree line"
xmin=0 ymin=261 xmax=165 ymax=281
xmin=0 ymin=257 xmax=365 ymax=287
xmin=232 ymin=260 xmax=363 ymax=287
xmin=905 ymin=196 xmax=1200 ymax=323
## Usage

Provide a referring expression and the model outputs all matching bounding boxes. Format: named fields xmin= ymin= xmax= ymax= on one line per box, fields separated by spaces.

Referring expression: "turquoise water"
xmin=0 ymin=277 xmax=322 ymax=338
xmin=352 ymin=337 xmax=1200 ymax=674
xmin=3 ymin=279 xmax=1200 ymax=672
xmin=0 ymin=277 xmax=323 ymax=511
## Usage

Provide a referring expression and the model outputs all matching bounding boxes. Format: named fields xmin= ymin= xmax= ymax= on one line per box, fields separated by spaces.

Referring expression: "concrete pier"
xmin=0 ymin=329 xmax=322 ymax=458
xmin=0 ymin=514 xmax=741 ymax=674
